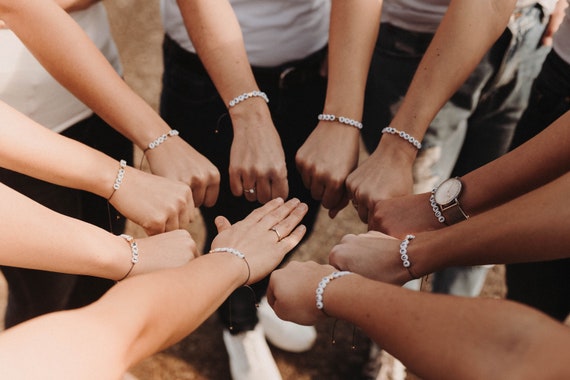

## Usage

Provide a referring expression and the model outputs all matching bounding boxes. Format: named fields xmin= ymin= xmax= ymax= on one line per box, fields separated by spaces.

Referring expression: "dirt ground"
xmin=0 ymin=1 xmax=509 ymax=379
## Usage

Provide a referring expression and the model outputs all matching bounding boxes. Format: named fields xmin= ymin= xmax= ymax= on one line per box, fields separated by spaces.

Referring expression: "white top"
xmin=381 ymin=0 xmax=558 ymax=34
xmin=0 ymin=3 xmax=121 ymax=133
xmin=553 ymin=1 xmax=570 ymax=64
xmin=160 ymin=0 xmax=330 ymax=67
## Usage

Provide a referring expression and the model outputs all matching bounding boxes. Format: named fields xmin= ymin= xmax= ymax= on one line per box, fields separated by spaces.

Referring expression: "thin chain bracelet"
xmin=429 ymin=189 xmax=446 ymax=224
xmin=144 ymin=129 xmax=179 ymax=152
xmin=118 ymin=234 xmax=139 ymax=281
xmin=209 ymin=247 xmax=251 ymax=286
xmin=316 ymin=271 xmax=352 ymax=315
xmin=107 ymin=159 xmax=127 ymax=201
xmin=399 ymin=234 xmax=419 ymax=280
xmin=318 ymin=113 xmax=363 ymax=130
xmin=381 ymin=127 xmax=422 ymax=149
xmin=228 ymin=90 xmax=269 ymax=108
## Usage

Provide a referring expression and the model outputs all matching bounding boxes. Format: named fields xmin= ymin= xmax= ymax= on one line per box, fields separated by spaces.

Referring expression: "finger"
xmin=229 ymin=170 xmax=244 ymax=197
xmin=203 ymin=182 xmax=220 ymax=207
xmin=328 ymin=195 xmax=349 ymax=219
xmin=321 ymin=184 xmax=343 ymax=211
xmin=310 ymin=182 xmax=325 ymax=201
xmin=278 ymin=224 xmax=307 ymax=252
xmin=256 ymin=177 xmax=272 ymax=204
xmin=165 ymin=215 xmax=180 ymax=232
xmin=357 ymin=204 xmax=369 ymax=224
xmin=179 ymin=205 xmax=194 ymax=231
xmin=214 ymin=215 xmax=232 ymax=233
xmin=261 ymin=198 xmax=302 ymax=229
xmin=191 ymin=184 xmax=207 ymax=208
xmin=244 ymin=197 xmax=285 ymax=223
xmin=295 ymin=154 xmax=312 ymax=190
xmin=268 ymin=201 xmax=308 ymax=239
xmin=271 ymin=175 xmax=289 ymax=200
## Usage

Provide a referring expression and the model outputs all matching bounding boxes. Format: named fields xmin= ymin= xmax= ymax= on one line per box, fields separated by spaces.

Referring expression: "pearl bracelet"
xmin=118 ymin=234 xmax=139 ymax=281
xmin=209 ymin=247 xmax=251 ymax=286
xmin=381 ymin=127 xmax=422 ymax=149
xmin=318 ymin=113 xmax=363 ymax=130
xmin=430 ymin=189 xmax=446 ymax=224
xmin=228 ymin=90 xmax=269 ymax=108
xmin=108 ymin=159 xmax=127 ymax=201
xmin=399 ymin=234 xmax=418 ymax=280
xmin=145 ymin=129 xmax=179 ymax=152
xmin=316 ymin=271 xmax=352 ymax=315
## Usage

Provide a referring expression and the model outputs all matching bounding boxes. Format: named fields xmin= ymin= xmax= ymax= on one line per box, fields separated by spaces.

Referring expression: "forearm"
xmin=387 ymin=0 xmax=516 ymax=141
xmin=54 ymin=0 xmax=99 ymax=12
xmin=0 ymin=0 xmax=171 ymax=149
xmin=327 ymin=275 xmax=570 ymax=380
xmin=0 ymin=183 xmax=129 ymax=280
xmin=413 ymin=172 xmax=570 ymax=276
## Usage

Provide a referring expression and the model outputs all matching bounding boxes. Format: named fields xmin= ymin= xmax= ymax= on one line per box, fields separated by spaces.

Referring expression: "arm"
xmin=175 ymin=0 xmax=288 ymax=204
xmin=268 ymin=261 xmax=570 ymax=380
xmin=0 ymin=198 xmax=308 ymax=379
xmin=329 ymin=171 xmax=570 ymax=285
xmin=0 ymin=0 xmax=220 ymax=208
xmin=0 ymin=181 xmax=196 ymax=280
xmin=346 ymin=0 xmax=517 ymax=223
xmin=0 ymin=101 xmax=195 ymax=234
xmin=295 ymin=0 xmax=381 ymax=217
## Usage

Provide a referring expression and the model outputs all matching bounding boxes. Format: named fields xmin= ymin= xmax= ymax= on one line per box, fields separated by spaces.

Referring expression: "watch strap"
xmin=441 ymin=200 xmax=469 ymax=225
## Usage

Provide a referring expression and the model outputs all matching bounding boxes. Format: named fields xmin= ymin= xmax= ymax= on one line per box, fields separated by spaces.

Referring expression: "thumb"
xmin=214 ymin=216 xmax=232 ymax=233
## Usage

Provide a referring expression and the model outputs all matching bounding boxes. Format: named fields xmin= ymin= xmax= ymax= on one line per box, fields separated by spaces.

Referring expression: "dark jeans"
xmin=363 ymin=5 xmax=550 ymax=296
xmin=0 ymin=114 xmax=133 ymax=328
xmin=506 ymin=50 xmax=570 ymax=322
xmin=160 ymin=35 xmax=325 ymax=332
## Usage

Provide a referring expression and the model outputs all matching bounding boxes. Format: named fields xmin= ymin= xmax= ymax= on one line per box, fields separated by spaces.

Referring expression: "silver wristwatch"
xmin=432 ymin=177 xmax=469 ymax=225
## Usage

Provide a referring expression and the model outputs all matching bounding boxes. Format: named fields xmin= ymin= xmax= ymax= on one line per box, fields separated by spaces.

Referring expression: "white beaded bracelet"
xmin=430 ymin=189 xmax=446 ymax=224
xmin=318 ymin=113 xmax=363 ymax=130
xmin=145 ymin=129 xmax=179 ymax=152
xmin=381 ymin=127 xmax=422 ymax=149
xmin=108 ymin=159 xmax=127 ymax=201
xmin=399 ymin=234 xmax=418 ymax=280
xmin=118 ymin=234 xmax=139 ymax=281
xmin=228 ymin=90 xmax=269 ymax=108
xmin=209 ymin=247 xmax=251 ymax=286
xmin=315 ymin=271 xmax=352 ymax=314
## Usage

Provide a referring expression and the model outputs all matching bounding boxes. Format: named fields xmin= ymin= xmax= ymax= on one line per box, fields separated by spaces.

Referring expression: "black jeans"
xmin=160 ymin=35 xmax=326 ymax=332
xmin=506 ymin=50 xmax=570 ymax=322
xmin=0 ymin=114 xmax=133 ymax=328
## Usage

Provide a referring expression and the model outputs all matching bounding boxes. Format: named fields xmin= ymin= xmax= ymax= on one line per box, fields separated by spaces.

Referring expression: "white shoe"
xmin=258 ymin=296 xmax=317 ymax=353
xmin=223 ymin=324 xmax=282 ymax=380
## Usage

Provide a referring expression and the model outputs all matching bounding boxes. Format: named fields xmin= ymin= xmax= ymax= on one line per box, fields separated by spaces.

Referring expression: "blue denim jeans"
xmin=160 ymin=35 xmax=326 ymax=332
xmin=0 ymin=114 xmax=132 ymax=327
xmin=363 ymin=4 xmax=550 ymax=296
xmin=506 ymin=50 xmax=570 ymax=322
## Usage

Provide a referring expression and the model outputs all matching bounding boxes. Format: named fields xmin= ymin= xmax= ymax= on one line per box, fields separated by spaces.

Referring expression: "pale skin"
xmin=345 ymin=0 xmax=520 ymax=224
xmin=0 ymin=101 xmax=194 ymax=235
xmin=295 ymin=0 xmax=381 ymax=218
xmin=0 ymin=0 xmax=220 ymax=211
xmin=267 ymin=261 xmax=570 ymax=380
xmin=328 ymin=111 xmax=570 ymax=284
xmin=0 ymin=198 xmax=308 ymax=379
xmin=175 ymin=0 xmax=288 ymax=204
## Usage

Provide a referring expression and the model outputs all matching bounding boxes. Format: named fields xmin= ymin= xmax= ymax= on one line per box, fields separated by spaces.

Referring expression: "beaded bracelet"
xmin=399 ymin=234 xmax=418 ymax=280
xmin=144 ymin=129 xmax=179 ymax=152
xmin=318 ymin=113 xmax=363 ymax=130
xmin=228 ymin=90 xmax=269 ymax=108
xmin=118 ymin=234 xmax=139 ymax=281
xmin=429 ymin=189 xmax=446 ymax=224
xmin=315 ymin=271 xmax=352 ymax=315
xmin=108 ymin=159 xmax=127 ymax=201
xmin=209 ymin=247 xmax=251 ymax=286
xmin=381 ymin=127 xmax=422 ymax=149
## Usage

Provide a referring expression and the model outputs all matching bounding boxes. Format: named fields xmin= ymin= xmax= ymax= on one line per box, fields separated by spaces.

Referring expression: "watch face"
xmin=434 ymin=178 xmax=462 ymax=205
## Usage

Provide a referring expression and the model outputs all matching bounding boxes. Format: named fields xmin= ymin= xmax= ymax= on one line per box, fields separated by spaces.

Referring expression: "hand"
xmin=267 ymin=261 xmax=338 ymax=326
xmin=296 ymin=122 xmax=360 ymax=218
xmin=541 ymin=0 xmax=567 ymax=46
xmin=346 ymin=140 xmax=416 ymax=224
xmin=110 ymin=167 xmax=196 ymax=235
xmin=145 ymin=137 xmax=220 ymax=208
xmin=367 ymin=192 xmax=442 ymax=235
xmin=229 ymin=107 xmax=288 ymax=204
xmin=210 ymin=197 xmax=307 ymax=284
xmin=126 ymin=229 xmax=197 ymax=278
xmin=328 ymin=231 xmax=411 ymax=285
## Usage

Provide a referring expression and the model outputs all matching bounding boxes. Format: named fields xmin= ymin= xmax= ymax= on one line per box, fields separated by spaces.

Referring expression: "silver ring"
xmin=270 ymin=226 xmax=283 ymax=242
xmin=244 ymin=188 xmax=255 ymax=194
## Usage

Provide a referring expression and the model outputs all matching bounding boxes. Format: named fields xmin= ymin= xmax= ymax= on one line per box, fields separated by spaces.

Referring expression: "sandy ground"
xmin=0 ymin=1 xmax=510 ymax=379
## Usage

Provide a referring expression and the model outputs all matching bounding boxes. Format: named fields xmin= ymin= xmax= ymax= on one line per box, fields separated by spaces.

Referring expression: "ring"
xmin=270 ymin=227 xmax=283 ymax=242
xmin=244 ymin=188 xmax=255 ymax=194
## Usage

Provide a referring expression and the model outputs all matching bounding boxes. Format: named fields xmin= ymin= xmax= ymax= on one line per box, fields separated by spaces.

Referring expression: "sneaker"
xmin=223 ymin=324 xmax=283 ymax=380
xmin=258 ymin=296 xmax=317 ymax=353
